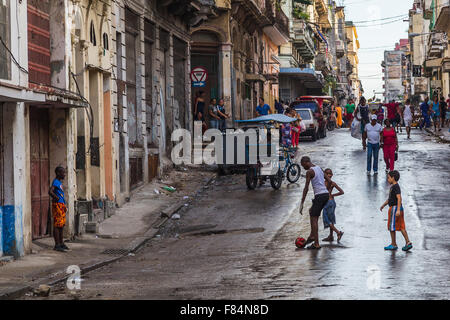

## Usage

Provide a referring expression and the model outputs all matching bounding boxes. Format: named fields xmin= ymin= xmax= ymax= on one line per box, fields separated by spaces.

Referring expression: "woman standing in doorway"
xmin=194 ymin=91 xmax=207 ymax=132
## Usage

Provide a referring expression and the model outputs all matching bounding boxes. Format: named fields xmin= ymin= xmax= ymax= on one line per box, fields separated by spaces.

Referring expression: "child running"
xmin=380 ymin=170 xmax=413 ymax=251
xmin=322 ymin=169 xmax=345 ymax=243
xmin=49 ymin=166 xmax=69 ymax=252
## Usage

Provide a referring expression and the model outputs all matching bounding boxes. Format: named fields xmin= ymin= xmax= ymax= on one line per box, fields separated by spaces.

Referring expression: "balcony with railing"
xmin=262 ymin=0 xmax=290 ymax=45
xmin=427 ymin=32 xmax=448 ymax=58
xmin=292 ymin=19 xmax=316 ymax=62
xmin=335 ymin=39 xmax=345 ymax=58
xmin=315 ymin=0 xmax=332 ymax=29
xmin=435 ymin=0 xmax=450 ymax=32
xmin=315 ymin=49 xmax=333 ymax=75
xmin=314 ymin=0 xmax=328 ymax=15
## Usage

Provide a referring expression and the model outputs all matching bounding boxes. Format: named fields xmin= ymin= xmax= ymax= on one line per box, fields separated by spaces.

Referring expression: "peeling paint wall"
xmin=111 ymin=0 xmax=192 ymax=205
xmin=0 ymin=103 xmax=28 ymax=257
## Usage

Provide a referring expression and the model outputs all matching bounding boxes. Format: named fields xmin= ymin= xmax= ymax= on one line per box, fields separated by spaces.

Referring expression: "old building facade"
xmin=1 ymin=0 xmax=363 ymax=259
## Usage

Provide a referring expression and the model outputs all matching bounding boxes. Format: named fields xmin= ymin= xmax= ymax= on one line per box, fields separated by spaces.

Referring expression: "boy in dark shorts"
xmin=380 ymin=170 xmax=412 ymax=251
xmin=49 ymin=166 xmax=69 ymax=252
xmin=322 ymin=169 xmax=345 ymax=243
xmin=299 ymin=156 xmax=332 ymax=250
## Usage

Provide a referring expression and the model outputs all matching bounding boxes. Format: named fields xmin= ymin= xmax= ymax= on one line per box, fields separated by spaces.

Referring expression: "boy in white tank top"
xmin=299 ymin=156 xmax=332 ymax=249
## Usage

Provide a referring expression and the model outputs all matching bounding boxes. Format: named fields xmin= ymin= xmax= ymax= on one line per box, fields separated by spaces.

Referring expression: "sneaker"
xmin=53 ymin=245 xmax=66 ymax=252
xmin=374 ymin=171 xmax=378 ymax=175
xmin=367 ymin=171 xmax=371 ymax=176
xmin=61 ymin=244 xmax=70 ymax=250
xmin=402 ymin=243 xmax=413 ymax=251
xmin=384 ymin=244 xmax=398 ymax=251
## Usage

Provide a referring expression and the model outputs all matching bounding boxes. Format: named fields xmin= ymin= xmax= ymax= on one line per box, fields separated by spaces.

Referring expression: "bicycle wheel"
xmin=287 ymin=163 xmax=301 ymax=183
xmin=270 ymin=169 xmax=283 ymax=190
xmin=246 ymin=168 xmax=258 ymax=190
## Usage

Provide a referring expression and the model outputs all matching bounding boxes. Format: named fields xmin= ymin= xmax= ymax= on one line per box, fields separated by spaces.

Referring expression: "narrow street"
xmin=43 ymin=129 xmax=450 ymax=300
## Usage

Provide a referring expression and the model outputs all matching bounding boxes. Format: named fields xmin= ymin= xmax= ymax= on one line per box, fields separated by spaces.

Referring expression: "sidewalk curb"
xmin=0 ymin=172 xmax=218 ymax=300
xmin=425 ymin=128 xmax=450 ymax=143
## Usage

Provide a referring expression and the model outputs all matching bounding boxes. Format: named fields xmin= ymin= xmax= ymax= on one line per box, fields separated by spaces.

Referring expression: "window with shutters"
xmin=125 ymin=7 xmax=142 ymax=147
xmin=90 ymin=21 xmax=97 ymax=46
xmin=0 ymin=0 xmax=11 ymax=79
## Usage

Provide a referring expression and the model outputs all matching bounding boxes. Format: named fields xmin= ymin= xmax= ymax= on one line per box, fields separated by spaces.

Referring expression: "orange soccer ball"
xmin=295 ymin=237 xmax=306 ymax=248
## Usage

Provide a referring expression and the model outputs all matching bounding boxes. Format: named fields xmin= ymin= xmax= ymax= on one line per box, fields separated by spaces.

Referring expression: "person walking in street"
xmin=256 ymin=97 xmax=271 ymax=116
xmin=355 ymin=97 xmax=370 ymax=150
xmin=299 ymin=156 xmax=333 ymax=250
xmin=321 ymin=168 xmax=345 ymax=243
xmin=377 ymin=104 xmax=385 ymax=125
xmin=217 ymin=98 xmax=230 ymax=131
xmin=439 ymin=96 xmax=447 ymax=129
xmin=446 ymin=95 xmax=450 ymax=128
xmin=363 ymin=114 xmax=383 ymax=175
xmin=431 ymin=95 xmax=441 ymax=132
xmin=419 ymin=97 xmax=431 ymax=130
xmin=402 ymin=99 xmax=413 ymax=139
xmin=336 ymin=104 xmax=343 ymax=129
xmin=291 ymin=119 xmax=302 ymax=148
xmin=380 ymin=170 xmax=413 ymax=252
xmin=208 ymin=98 xmax=221 ymax=129
xmin=49 ymin=166 xmax=69 ymax=252
xmin=345 ymin=99 xmax=356 ymax=128
xmin=384 ymin=100 xmax=401 ymax=133
xmin=381 ymin=119 xmax=398 ymax=173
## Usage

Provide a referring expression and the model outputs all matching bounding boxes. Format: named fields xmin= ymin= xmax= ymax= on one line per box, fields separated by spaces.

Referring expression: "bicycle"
xmin=279 ymin=146 xmax=301 ymax=184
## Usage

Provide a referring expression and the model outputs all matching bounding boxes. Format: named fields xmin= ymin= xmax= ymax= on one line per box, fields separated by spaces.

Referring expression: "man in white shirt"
xmin=363 ymin=115 xmax=383 ymax=175
xmin=402 ymin=99 xmax=413 ymax=139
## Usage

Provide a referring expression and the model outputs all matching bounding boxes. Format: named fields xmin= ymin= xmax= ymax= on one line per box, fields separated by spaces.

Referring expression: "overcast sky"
xmin=340 ymin=0 xmax=413 ymax=100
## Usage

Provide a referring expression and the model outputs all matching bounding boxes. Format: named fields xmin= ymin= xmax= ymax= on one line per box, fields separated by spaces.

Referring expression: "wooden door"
xmin=30 ymin=108 xmax=50 ymax=239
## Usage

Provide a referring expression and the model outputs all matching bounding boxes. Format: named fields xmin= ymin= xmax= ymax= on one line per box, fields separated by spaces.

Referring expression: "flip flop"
xmin=307 ymin=244 xmax=321 ymax=250
xmin=337 ymin=231 xmax=344 ymax=243
xmin=384 ymin=244 xmax=398 ymax=251
xmin=402 ymin=243 xmax=413 ymax=251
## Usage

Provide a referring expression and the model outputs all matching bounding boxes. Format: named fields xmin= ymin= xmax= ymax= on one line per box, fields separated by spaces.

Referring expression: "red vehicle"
xmin=290 ymin=96 xmax=333 ymax=139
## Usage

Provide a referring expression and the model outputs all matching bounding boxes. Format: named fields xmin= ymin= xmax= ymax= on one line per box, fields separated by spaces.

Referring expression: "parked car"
xmin=296 ymin=109 xmax=319 ymax=141
xmin=290 ymin=100 xmax=327 ymax=139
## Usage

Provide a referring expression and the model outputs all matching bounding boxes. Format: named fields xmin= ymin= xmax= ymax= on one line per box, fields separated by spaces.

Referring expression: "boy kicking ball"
xmin=380 ymin=170 xmax=412 ymax=251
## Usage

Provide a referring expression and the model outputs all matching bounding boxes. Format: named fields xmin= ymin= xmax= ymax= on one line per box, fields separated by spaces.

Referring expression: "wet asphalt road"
xmin=52 ymin=128 xmax=450 ymax=300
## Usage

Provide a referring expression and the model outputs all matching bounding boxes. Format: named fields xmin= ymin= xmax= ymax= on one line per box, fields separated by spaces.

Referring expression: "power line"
xmin=0 ymin=36 xmax=29 ymax=74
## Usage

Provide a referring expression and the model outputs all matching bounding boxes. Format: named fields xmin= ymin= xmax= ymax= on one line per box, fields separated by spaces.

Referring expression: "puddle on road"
xmin=181 ymin=227 xmax=265 ymax=238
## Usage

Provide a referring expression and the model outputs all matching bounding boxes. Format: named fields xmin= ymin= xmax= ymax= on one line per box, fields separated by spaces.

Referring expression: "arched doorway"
xmin=191 ymin=31 xmax=220 ymax=126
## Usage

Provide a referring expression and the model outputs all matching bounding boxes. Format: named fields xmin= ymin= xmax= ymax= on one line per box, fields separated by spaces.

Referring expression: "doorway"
xmin=29 ymin=107 xmax=50 ymax=239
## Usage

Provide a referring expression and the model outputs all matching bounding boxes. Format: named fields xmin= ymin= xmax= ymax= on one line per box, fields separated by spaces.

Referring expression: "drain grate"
xmin=100 ymin=248 xmax=129 ymax=255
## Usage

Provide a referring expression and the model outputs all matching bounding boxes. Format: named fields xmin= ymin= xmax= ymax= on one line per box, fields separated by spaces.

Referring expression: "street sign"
xmin=191 ymin=67 xmax=208 ymax=87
